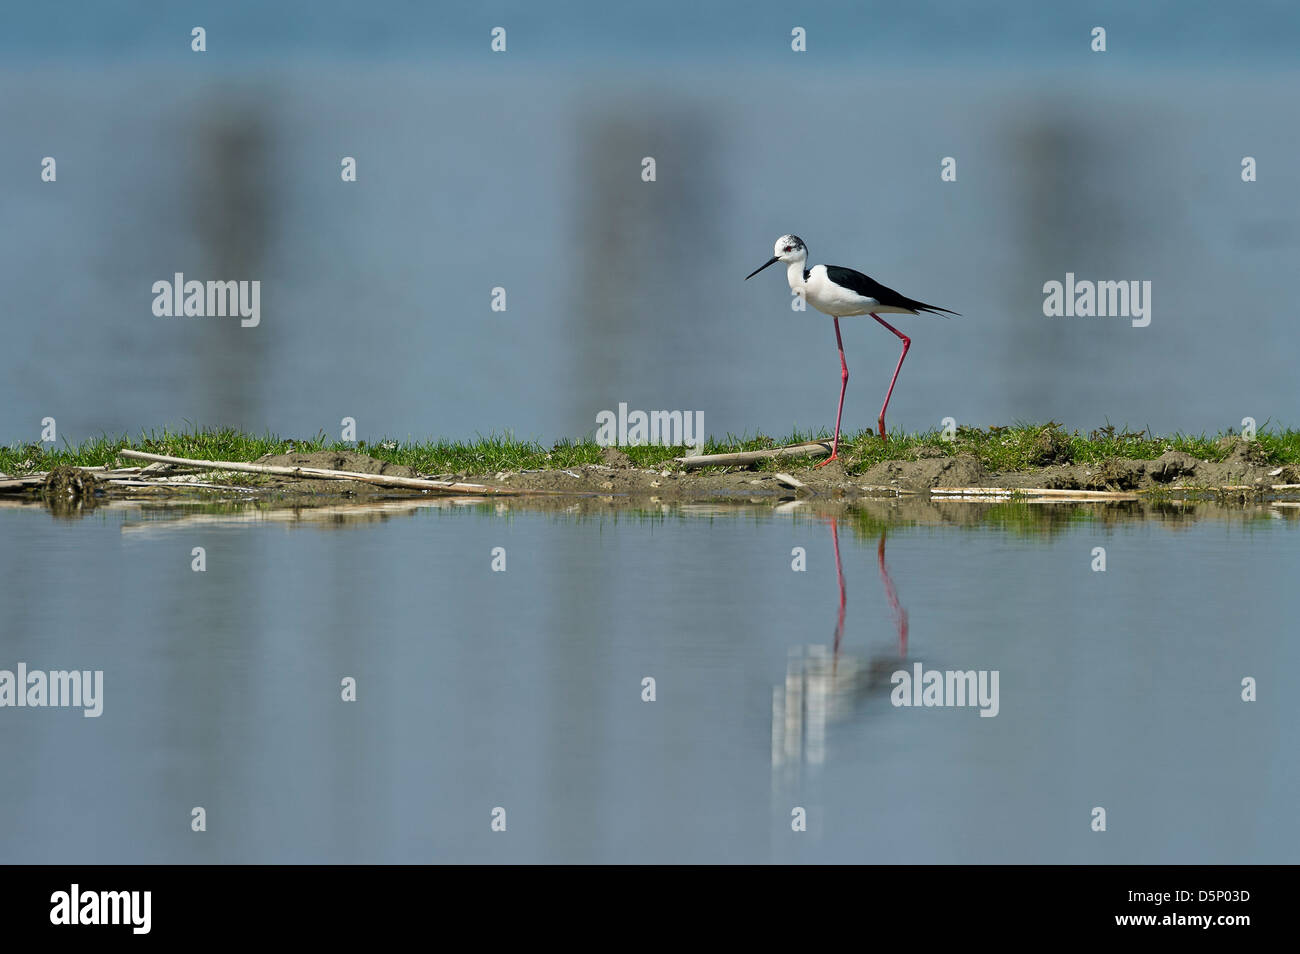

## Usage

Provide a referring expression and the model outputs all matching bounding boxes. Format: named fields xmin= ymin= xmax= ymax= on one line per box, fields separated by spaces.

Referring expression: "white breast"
xmin=802 ymin=265 xmax=873 ymax=317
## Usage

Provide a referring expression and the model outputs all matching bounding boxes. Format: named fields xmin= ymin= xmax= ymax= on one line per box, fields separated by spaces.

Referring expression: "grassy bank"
xmin=3 ymin=423 xmax=1298 ymax=477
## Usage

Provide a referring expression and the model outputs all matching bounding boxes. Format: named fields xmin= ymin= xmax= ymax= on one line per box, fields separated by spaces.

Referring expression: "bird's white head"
xmin=745 ymin=234 xmax=807 ymax=280
xmin=773 ymin=234 xmax=807 ymax=263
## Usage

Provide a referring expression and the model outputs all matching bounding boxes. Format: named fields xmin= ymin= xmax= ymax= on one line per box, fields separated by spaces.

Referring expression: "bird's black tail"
xmin=906 ymin=299 xmax=961 ymax=317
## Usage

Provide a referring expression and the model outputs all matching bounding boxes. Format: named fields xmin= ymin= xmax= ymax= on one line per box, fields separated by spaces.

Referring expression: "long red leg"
xmin=871 ymin=313 xmax=911 ymax=440
xmin=815 ymin=318 xmax=849 ymax=467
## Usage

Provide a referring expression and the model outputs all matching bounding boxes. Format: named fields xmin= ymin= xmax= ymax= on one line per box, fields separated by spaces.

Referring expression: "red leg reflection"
xmin=877 ymin=531 xmax=908 ymax=657
xmin=830 ymin=519 xmax=846 ymax=657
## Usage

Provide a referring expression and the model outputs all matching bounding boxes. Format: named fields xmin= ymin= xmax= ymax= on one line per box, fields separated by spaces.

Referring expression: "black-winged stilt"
xmin=746 ymin=234 xmax=958 ymax=466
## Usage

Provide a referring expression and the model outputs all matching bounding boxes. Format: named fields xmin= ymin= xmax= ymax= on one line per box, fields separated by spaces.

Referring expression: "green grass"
xmin=837 ymin=421 xmax=1300 ymax=473
xmin=3 ymin=423 xmax=1298 ymax=478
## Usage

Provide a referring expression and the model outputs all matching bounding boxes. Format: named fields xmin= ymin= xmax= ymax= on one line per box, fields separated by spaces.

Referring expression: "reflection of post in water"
xmin=773 ymin=521 xmax=910 ymax=774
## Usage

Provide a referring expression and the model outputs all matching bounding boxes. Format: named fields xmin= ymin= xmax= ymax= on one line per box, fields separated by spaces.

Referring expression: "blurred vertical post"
xmin=190 ymin=103 xmax=271 ymax=428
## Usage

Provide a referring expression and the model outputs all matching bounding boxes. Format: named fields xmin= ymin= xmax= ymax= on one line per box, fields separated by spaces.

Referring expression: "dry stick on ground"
xmin=0 ymin=467 xmax=145 ymax=491
xmin=116 ymin=450 xmax=546 ymax=495
xmin=105 ymin=479 xmax=260 ymax=492
xmin=0 ymin=476 xmax=46 ymax=490
xmin=931 ymin=486 xmax=1139 ymax=499
xmin=676 ymin=441 xmax=830 ymax=469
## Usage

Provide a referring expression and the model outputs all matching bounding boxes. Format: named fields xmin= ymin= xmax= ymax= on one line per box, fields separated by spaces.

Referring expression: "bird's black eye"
xmin=783 ymin=246 xmax=792 ymax=252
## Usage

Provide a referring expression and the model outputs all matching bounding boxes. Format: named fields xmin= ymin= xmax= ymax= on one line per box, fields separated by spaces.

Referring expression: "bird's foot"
xmin=815 ymin=452 xmax=839 ymax=468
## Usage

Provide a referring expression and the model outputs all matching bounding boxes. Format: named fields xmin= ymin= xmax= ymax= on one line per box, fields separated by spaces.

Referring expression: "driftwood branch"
xmin=676 ymin=442 xmax=830 ymax=469
xmin=0 ymin=476 xmax=45 ymax=490
xmin=0 ymin=467 xmax=143 ymax=491
xmin=115 ymin=450 xmax=542 ymax=495
xmin=931 ymin=486 xmax=1139 ymax=500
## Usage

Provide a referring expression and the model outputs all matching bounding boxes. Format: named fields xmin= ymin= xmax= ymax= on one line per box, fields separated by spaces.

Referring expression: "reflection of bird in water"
xmin=773 ymin=523 xmax=909 ymax=771
xmin=831 ymin=520 xmax=847 ymax=655
xmin=876 ymin=531 xmax=908 ymax=658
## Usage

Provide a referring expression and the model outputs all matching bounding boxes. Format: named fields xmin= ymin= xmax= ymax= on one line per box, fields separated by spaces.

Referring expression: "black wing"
xmin=824 ymin=265 xmax=960 ymax=317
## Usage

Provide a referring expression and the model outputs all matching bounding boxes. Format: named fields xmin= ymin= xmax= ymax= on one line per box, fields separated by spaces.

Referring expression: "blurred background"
xmin=1 ymin=0 xmax=1297 ymax=446
xmin=1 ymin=1 xmax=1298 ymax=867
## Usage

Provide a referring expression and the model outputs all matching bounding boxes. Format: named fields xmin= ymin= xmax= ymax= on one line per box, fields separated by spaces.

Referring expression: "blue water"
xmin=1 ymin=499 xmax=1295 ymax=863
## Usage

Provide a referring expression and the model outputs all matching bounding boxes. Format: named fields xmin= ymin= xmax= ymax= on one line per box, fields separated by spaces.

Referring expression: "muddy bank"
xmin=8 ymin=441 xmax=1299 ymax=510
xmin=468 ymin=442 xmax=1299 ymax=499
xmin=248 ymin=450 xmax=422 ymax=496
xmin=859 ymin=443 xmax=1298 ymax=494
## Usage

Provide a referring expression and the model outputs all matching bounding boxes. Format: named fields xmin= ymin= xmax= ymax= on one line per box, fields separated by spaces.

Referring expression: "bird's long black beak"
xmin=745 ymin=256 xmax=779 ymax=280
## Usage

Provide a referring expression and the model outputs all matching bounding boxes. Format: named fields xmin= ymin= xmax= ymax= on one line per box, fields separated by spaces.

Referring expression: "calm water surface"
xmin=0 ymin=498 xmax=1295 ymax=863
